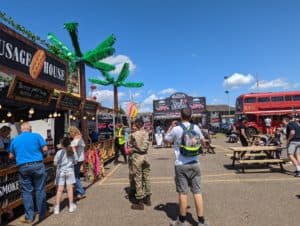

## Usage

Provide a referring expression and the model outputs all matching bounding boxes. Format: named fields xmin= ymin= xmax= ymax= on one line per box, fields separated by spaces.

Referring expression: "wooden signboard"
xmin=0 ymin=23 xmax=68 ymax=91
xmin=7 ymin=77 xmax=53 ymax=105
xmin=57 ymin=93 xmax=83 ymax=111
xmin=83 ymin=100 xmax=98 ymax=113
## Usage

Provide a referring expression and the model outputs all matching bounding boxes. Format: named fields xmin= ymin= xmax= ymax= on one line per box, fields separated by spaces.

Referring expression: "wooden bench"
xmin=238 ymin=158 xmax=289 ymax=173
xmin=226 ymin=153 xmax=267 ymax=159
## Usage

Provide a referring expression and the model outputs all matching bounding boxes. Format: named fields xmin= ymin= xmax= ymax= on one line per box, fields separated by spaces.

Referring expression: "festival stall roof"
xmin=153 ymin=92 xmax=206 ymax=120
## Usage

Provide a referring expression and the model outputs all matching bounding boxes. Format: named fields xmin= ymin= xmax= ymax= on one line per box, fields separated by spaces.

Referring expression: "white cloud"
xmin=143 ymin=94 xmax=158 ymax=105
xmin=224 ymin=73 xmax=254 ymax=88
xmin=102 ymin=54 xmax=136 ymax=74
xmin=139 ymin=94 xmax=159 ymax=112
xmin=159 ymin=88 xmax=176 ymax=95
xmin=91 ymin=89 xmax=125 ymax=107
xmin=250 ymin=78 xmax=300 ymax=90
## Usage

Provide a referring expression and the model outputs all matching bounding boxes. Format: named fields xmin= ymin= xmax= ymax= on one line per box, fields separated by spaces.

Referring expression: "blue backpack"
xmin=179 ymin=123 xmax=202 ymax=157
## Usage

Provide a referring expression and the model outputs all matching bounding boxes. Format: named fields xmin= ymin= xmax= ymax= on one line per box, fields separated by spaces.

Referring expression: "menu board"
xmin=7 ymin=78 xmax=52 ymax=105
xmin=98 ymin=114 xmax=114 ymax=141
xmin=153 ymin=92 xmax=206 ymax=118
xmin=83 ymin=100 xmax=98 ymax=113
xmin=57 ymin=93 xmax=83 ymax=110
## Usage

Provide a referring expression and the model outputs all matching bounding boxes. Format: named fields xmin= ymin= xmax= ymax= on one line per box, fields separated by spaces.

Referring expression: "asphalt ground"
xmin=8 ymin=134 xmax=300 ymax=226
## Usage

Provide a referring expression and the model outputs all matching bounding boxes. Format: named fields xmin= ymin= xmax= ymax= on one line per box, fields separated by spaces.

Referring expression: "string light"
xmin=83 ymin=116 xmax=87 ymax=120
xmin=29 ymin=108 xmax=35 ymax=115
xmin=58 ymin=113 xmax=61 ymax=117
xmin=53 ymin=112 xmax=58 ymax=118
xmin=1 ymin=120 xmax=5 ymax=123
xmin=92 ymin=117 xmax=95 ymax=120
xmin=0 ymin=104 xmax=2 ymax=109
xmin=20 ymin=119 xmax=24 ymax=123
xmin=7 ymin=112 xmax=12 ymax=117
xmin=49 ymin=114 xmax=53 ymax=118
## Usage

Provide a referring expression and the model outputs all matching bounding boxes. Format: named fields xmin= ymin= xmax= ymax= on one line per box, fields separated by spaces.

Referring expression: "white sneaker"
xmin=69 ymin=203 xmax=77 ymax=213
xmin=54 ymin=205 xmax=60 ymax=215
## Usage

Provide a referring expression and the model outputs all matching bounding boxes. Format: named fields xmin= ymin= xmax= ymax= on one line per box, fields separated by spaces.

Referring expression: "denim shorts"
xmin=287 ymin=141 xmax=300 ymax=155
xmin=175 ymin=163 xmax=201 ymax=194
xmin=55 ymin=170 xmax=75 ymax=186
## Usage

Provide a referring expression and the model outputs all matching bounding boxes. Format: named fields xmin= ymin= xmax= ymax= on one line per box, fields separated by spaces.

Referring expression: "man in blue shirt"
xmin=9 ymin=122 xmax=48 ymax=223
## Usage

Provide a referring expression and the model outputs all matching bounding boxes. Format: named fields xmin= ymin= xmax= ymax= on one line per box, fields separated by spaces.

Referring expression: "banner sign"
xmin=98 ymin=114 xmax=114 ymax=141
xmin=7 ymin=77 xmax=53 ymax=105
xmin=153 ymin=92 xmax=206 ymax=118
xmin=57 ymin=93 xmax=83 ymax=110
xmin=0 ymin=23 xmax=68 ymax=91
xmin=83 ymin=100 xmax=98 ymax=113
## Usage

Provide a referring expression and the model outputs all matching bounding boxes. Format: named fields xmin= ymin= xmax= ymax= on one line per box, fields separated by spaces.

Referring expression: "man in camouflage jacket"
xmin=128 ymin=118 xmax=151 ymax=210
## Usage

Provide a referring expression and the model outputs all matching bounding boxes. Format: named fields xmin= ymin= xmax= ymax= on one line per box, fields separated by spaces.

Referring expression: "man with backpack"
xmin=164 ymin=108 xmax=209 ymax=226
xmin=282 ymin=116 xmax=300 ymax=177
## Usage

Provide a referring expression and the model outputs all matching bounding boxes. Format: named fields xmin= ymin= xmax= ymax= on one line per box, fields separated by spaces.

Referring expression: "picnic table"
xmin=228 ymin=145 xmax=288 ymax=173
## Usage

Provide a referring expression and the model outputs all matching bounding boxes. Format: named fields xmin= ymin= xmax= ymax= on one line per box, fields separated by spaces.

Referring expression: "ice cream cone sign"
xmin=127 ymin=102 xmax=138 ymax=119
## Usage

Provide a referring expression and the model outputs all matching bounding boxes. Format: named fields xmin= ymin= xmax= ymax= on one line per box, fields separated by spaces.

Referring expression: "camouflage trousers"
xmin=128 ymin=155 xmax=135 ymax=192
xmin=131 ymin=153 xmax=151 ymax=200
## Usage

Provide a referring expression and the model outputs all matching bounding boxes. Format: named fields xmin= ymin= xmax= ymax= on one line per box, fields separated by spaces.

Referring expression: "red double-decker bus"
xmin=235 ymin=91 xmax=300 ymax=135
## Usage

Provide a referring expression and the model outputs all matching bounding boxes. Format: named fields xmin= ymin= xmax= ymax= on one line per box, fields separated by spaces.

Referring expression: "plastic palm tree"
xmin=47 ymin=22 xmax=116 ymax=72
xmin=89 ymin=63 xmax=144 ymax=114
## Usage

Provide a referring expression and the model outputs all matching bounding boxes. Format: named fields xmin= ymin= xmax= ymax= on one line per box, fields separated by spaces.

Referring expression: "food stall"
xmin=0 ymin=22 xmax=70 ymax=218
xmin=153 ymin=92 xmax=207 ymax=144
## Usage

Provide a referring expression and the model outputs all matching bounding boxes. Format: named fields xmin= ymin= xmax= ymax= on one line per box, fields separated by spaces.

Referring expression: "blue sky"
xmin=1 ymin=0 xmax=299 ymax=112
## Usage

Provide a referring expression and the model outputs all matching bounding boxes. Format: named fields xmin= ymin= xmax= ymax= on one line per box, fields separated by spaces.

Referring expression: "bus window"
xmin=293 ymin=95 xmax=300 ymax=101
xmin=236 ymin=98 xmax=242 ymax=111
xmin=244 ymin=97 xmax=256 ymax=103
xmin=258 ymin=97 xmax=270 ymax=102
xmin=285 ymin=96 xmax=292 ymax=101
xmin=271 ymin=96 xmax=284 ymax=102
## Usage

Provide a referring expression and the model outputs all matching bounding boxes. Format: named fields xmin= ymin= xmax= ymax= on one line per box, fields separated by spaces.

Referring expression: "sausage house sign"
xmin=0 ymin=23 xmax=68 ymax=90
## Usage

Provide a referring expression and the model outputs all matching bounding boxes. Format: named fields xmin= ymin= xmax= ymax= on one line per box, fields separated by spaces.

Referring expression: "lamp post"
xmin=225 ymin=90 xmax=230 ymax=115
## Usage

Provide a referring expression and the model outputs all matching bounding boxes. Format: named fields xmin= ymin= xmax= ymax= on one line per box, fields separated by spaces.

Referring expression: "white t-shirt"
xmin=54 ymin=149 xmax=78 ymax=173
xmin=71 ymin=138 xmax=86 ymax=162
xmin=165 ymin=122 xmax=204 ymax=166
xmin=264 ymin=118 xmax=272 ymax=127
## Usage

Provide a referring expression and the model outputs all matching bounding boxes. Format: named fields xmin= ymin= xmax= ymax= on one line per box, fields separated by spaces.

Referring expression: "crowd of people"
xmin=1 ymin=110 xmax=300 ymax=225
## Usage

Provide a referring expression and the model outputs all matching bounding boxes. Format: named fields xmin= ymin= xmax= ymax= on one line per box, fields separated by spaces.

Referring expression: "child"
xmin=53 ymin=137 xmax=78 ymax=214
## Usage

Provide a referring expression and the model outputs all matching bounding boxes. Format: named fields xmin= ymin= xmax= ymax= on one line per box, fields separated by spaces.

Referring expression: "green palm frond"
xmin=89 ymin=78 xmax=114 ymax=86
xmin=64 ymin=22 xmax=82 ymax=57
xmin=96 ymin=34 xmax=116 ymax=50
xmin=120 ymin=82 xmax=144 ymax=88
xmin=116 ymin=63 xmax=129 ymax=84
xmin=83 ymin=47 xmax=115 ymax=62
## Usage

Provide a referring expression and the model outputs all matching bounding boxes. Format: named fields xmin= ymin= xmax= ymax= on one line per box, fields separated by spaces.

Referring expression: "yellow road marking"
xmin=97 ymin=163 xmax=122 ymax=186
xmin=101 ymin=177 xmax=300 ymax=186
xmin=108 ymin=173 xmax=237 ymax=182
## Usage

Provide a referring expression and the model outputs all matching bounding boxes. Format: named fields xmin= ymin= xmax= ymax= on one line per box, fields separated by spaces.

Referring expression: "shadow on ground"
xmin=154 ymin=203 xmax=198 ymax=226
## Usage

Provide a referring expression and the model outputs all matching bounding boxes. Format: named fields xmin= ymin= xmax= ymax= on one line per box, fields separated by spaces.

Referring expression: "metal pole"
xmin=228 ymin=93 xmax=230 ymax=115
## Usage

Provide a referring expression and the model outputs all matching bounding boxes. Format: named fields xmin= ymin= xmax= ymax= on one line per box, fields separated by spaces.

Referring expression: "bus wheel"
xmin=246 ymin=127 xmax=257 ymax=136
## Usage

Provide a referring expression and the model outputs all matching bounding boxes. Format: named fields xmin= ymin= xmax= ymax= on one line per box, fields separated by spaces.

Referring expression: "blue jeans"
xmin=18 ymin=162 xmax=47 ymax=221
xmin=74 ymin=162 xmax=85 ymax=196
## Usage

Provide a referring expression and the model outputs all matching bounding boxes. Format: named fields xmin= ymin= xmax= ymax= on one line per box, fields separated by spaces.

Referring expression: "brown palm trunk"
xmin=114 ymin=85 xmax=118 ymax=115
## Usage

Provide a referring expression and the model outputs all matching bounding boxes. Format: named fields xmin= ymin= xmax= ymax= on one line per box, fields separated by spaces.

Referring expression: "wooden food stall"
xmin=0 ymin=22 xmax=70 ymax=219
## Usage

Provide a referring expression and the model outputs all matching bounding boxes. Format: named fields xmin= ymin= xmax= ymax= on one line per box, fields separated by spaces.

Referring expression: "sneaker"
xmin=76 ymin=194 xmax=87 ymax=199
xmin=69 ymin=203 xmax=77 ymax=213
xmin=19 ymin=215 xmax=34 ymax=224
xmin=295 ymin=171 xmax=300 ymax=177
xmin=54 ymin=205 xmax=60 ymax=215
xmin=170 ymin=219 xmax=187 ymax=226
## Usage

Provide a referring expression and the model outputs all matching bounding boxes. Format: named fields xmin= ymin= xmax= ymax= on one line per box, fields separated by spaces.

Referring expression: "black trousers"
xmin=115 ymin=141 xmax=127 ymax=162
